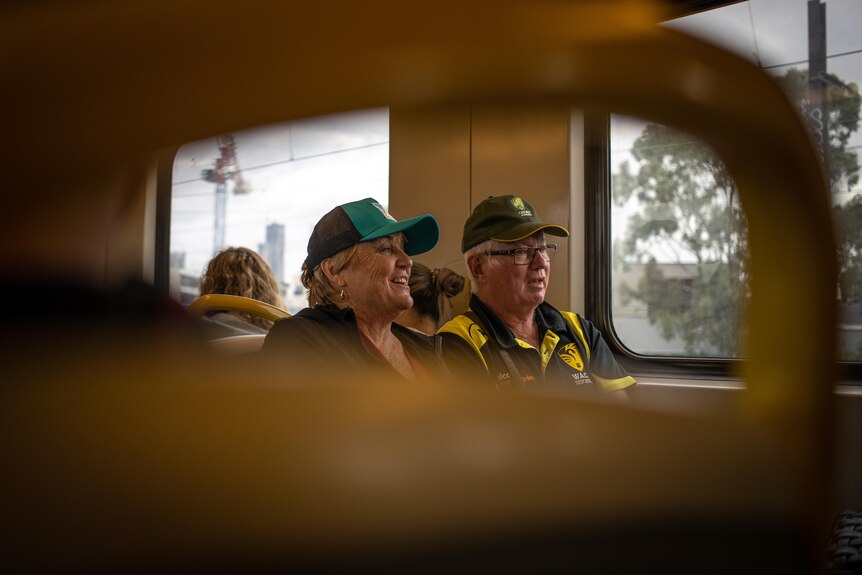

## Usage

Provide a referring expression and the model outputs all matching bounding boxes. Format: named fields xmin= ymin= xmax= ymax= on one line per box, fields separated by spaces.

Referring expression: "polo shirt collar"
xmin=469 ymin=294 xmax=564 ymax=349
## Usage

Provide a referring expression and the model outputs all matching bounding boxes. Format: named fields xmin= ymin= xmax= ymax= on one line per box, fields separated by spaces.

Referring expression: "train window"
xmin=610 ymin=117 xmax=747 ymax=357
xmin=605 ymin=0 xmax=862 ymax=363
xmin=167 ymin=108 xmax=389 ymax=312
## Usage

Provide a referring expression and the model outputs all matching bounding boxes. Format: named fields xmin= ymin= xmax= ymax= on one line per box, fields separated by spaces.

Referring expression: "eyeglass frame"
xmin=483 ymin=243 xmax=557 ymax=265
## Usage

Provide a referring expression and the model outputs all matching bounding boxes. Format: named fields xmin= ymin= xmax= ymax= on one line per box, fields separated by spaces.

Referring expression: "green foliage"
xmin=776 ymin=68 xmax=861 ymax=192
xmin=614 ymin=68 xmax=860 ymax=356
xmin=834 ymin=195 xmax=862 ymax=305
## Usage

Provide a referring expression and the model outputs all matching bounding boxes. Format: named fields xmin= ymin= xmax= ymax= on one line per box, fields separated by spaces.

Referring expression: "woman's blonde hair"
xmin=200 ymin=247 xmax=285 ymax=329
xmin=301 ymin=244 xmax=358 ymax=307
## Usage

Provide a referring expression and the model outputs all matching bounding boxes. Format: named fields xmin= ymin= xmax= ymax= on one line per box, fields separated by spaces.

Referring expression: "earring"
xmin=340 ymin=288 xmax=347 ymax=301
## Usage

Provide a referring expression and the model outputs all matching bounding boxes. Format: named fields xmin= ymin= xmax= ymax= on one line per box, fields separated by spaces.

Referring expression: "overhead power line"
xmin=173 ymin=140 xmax=389 ymax=188
xmin=748 ymin=2 xmax=763 ymax=67
xmin=763 ymin=48 xmax=862 ymax=71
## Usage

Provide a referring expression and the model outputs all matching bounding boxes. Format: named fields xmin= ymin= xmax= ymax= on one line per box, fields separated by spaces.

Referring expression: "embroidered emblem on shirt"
xmin=558 ymin=343 xmax=585 ymax=371
xmin=496 ymin=372 xmax=518 ymax=391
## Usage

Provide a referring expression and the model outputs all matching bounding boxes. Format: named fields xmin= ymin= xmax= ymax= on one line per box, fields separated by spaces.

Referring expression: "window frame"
xmin=585 ymin=0 xmax=862 ymax=382
xmin=584 ymin=0 xmax=747 ymax=379
xmin=585 ymin=112 xmax=742 ymax=379
xmin=587 ymin=112 xmax=862 ymax=382
xmin=154 ymin=110 xmax=392 ymax=312
xmin=663 ymin=0 xmax=746 ymax=18
xmin=154 ymin=147 xmax=179 ymax=297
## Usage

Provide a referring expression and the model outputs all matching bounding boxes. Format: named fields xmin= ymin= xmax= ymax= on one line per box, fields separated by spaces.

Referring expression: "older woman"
xmin=263 ymin=197 xmax=439 ymax=382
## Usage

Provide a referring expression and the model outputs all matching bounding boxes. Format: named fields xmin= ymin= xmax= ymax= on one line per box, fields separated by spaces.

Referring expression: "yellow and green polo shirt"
xmin=437 ymin=295 xmax=635 ymax=393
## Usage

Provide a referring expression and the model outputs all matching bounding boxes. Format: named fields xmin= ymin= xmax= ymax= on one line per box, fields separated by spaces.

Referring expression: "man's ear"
xmin=320 ymin=258 xmax=344 ymax=288
xmin=466 ymin=254 xmax=486 ymax=286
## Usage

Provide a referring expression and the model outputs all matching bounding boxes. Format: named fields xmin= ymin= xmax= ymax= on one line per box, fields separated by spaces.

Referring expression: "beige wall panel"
xmin=389 ymin=106 xmax=473 ymax=306
xmin=568 ymin=110 xmax=585 ymax=314
xmin=104 ymin=162 xmax=155 ymax=288
xmin=470 ymin=106 xmax=572 ymax=309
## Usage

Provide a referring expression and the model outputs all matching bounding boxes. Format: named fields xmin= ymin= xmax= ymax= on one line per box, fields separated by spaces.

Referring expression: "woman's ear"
xmin=320 ymin=258 xmax=344 ymax=288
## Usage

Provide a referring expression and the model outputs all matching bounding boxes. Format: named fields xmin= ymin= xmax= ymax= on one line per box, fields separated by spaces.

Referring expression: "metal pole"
xmin=808 ymin=0 xmax=830 ymax=173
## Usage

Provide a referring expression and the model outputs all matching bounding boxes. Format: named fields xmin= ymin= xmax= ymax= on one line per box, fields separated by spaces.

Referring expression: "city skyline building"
xmin=259 ymin=222 xmax=285 ymax=283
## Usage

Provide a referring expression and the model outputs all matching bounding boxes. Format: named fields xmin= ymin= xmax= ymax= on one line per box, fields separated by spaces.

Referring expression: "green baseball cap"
xmin=461 ymin=195 xmax=569 ymax=252
xmin=305 ymin=197 xmax=439 ymax=270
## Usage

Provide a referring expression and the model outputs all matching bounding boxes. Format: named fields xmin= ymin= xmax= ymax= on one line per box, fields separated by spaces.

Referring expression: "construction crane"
xmin=201 ymin=134 xmax=250 ymax=254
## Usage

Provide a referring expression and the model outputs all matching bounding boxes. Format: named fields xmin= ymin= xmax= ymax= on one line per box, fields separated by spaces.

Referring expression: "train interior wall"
xmin=130 ymin=103 xmax=862 ymax=520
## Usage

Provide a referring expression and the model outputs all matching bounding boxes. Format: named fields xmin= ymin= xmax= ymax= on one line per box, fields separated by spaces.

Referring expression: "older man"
xmin=438 ymin=195 xmax=635 ymax=395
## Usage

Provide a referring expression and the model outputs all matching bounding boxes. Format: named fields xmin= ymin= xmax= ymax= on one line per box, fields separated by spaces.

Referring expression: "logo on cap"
xmin=510 ymin=196 xmax=532 ymax=217
xmin=558 ymin=343 xmax=584 ymax=371
xmin=372 ymin=202 xmax=397 ymax=222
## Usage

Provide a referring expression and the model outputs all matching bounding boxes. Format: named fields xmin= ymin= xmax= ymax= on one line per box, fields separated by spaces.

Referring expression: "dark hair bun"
xmin=435 ymin=268 xmax=465 ymax=298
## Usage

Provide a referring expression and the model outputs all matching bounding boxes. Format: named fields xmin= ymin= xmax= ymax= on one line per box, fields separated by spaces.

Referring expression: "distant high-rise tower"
xmin=169 ymin=251 xmax=187 ymax=270
xmin=259 ymin=222 xmax=285 ymax=282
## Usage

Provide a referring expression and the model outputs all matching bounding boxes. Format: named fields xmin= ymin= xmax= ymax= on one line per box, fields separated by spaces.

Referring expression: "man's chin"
xmin=519 ymin=293 xmax=545 ymax=309
xmin=528 ymin=285 xmax=547 ymax=297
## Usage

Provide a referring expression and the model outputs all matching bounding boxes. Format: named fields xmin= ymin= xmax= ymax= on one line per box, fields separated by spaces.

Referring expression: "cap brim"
xmin=360 ymin=214 xmax=440 ymax=256
xmin=490 ymin=223 xmax=569 ymax=243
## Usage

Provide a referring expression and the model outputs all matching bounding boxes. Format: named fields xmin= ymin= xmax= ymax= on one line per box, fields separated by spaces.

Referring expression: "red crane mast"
xmin=201 ymin=134 xmax=250 ymax=254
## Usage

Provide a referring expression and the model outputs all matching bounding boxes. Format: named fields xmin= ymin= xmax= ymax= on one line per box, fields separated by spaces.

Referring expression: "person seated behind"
xmin=199 ymin=247 xmax=285 ymax=338
xmin=263 ymin=198 xmax=440 ymax=382
xmin=437 ymin=195 xmax=635 ymax=396
xmin=395 ymin=262 xmax=465 ymax=336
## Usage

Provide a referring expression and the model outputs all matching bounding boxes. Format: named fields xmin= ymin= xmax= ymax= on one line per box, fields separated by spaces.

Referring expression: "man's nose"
xmin=529 ymin=248 xmax=547 ymax=267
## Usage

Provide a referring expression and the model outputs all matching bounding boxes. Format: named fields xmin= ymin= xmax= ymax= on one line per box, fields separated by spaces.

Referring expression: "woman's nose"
xmin=395 ymin=246 xmax=412 ymax=268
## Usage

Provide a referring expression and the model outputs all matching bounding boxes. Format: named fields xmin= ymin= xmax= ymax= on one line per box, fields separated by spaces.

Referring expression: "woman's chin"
xmin=397 ymin=295 xmax=414 ymax=311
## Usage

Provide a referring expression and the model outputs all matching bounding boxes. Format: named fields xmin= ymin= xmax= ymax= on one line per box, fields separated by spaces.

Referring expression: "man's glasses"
xmin=485 ymin=244 xmax=557 ymax=265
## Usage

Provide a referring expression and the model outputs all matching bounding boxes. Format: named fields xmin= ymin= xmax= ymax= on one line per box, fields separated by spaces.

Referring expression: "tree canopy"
xmin=777 ymin=68 xmax=860 ymax=193
xmin=613 ymin=67 xmax=861 ymax=357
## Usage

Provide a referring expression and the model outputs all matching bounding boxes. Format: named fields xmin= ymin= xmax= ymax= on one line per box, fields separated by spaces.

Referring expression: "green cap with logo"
xmin=461 ymin=195 xmax=569 ymax=252
xmin=305 ymin=197 xmax=439 ymax=271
